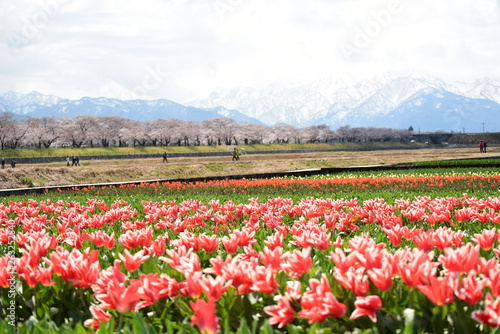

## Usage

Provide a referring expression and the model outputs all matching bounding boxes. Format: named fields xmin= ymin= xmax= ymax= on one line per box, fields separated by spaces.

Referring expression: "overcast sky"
xmin=1 ymin=0 xmax=499 ymax=102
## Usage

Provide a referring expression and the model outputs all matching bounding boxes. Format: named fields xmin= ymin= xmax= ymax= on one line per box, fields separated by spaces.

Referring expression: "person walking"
xmin=66 ymin=156 xmax=70 ymax=166
xmin=1 ymin=158 xmax=4 ymax=169
xmin=479 ymin=141 xmax=484 ymax=153
xmin=163 ymin=151 xmax=168 ymax=163
xmin=10 ymin=159 xmax=15 ymax=168
xmin=483 ymin=142 xmax=487 ymax=153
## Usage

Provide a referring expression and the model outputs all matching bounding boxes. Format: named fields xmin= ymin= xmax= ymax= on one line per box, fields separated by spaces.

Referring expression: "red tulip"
xmin=472 ymin=293 xmax=500 ymax=327
xmin=264 ymin=232 xmax=284 ymax=249
xmin=199 ymin=234 xmax=219 ymax=253
xmin=472 ymin=228 xmax=497 ymax=250
xmin=118 ymin=249 xmax=150 ymax=273
xmin=282 ymin=247 xmax=312 ymax=279
xmin=249 ymin=265 xmax=278 ymax=294
xmin=264 ymin=296 xmax=296 ymax=328
xmin=438 ymin=244 xmax=479 ymax=274
xmin=334 ymin=267 xmax=370 ymax=296
xmin=299 ymin=275 xmax=346 ymax=323
xmin=367 ymin=260 xmax=394 ymax=292
xmin=221 ymin=235 xmax=239 ymax=254
xmin=45 ymin=247 xmax=100 ymax=288
xmin=199 ymin=274 xmax=231 ymax=301
xmin=395 ymin=248 xmax=437 ymax=288
xmin=0 ymin=256 xmax=15 ymax=288
xmin=148 ymin=235 xmax=168 ymax=256
xmin=84 ymin=306 xmax=111 ymax=329
xmin=160 ymin=246 xmax=201 ymax=275
xmin=417 ymin=275 xmax=458 ymax=306
xmin=118 ymin=227 xmax=153 ymax=249
xmin=259 ymin=247 xmax=285 ymax=272
xmin=86 ymin=231 xmax=115 ymax=249
xmin=190 ymin=299 xmax=220 ymax=334
xmin=92 ymin=261 xmax=144 ymax=314
xmin=455 ymin=271 xmax=486 ymax=305
xmin=350 ymin=295 xmax=382 ymax=322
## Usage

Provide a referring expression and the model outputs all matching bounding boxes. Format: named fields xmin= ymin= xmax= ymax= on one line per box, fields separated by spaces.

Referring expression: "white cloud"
xmin=1 ymin=0 xmax=499 ymax=102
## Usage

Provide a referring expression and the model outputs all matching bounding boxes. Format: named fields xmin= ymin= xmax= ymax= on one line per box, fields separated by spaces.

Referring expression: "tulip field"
xmin=2 ymin=167 xmax=500 ymax=333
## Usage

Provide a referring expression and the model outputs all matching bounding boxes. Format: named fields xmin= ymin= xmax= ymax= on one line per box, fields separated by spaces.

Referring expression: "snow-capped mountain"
xmin=4 ymin=91 xmax=62 ymax=107
xmin=2 ymin=74 xmax=500 ymax=132
xmin=0 ymin=92 xmax=263 ymax=124
xmin=191 ymin=74 xmax=500 ymax=132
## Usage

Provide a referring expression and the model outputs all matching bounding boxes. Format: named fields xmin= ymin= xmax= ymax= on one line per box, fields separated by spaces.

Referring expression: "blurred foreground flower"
xmin=190 ymin=299 xmax=220 ymax=334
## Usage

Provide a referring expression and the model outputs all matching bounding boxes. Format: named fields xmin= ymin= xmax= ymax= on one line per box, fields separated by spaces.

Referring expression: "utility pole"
xmin=482 ymin=123 xmax=485 ymax=133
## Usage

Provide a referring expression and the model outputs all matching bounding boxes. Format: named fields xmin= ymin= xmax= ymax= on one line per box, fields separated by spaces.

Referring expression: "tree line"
xmin=0 ymin=112 xmax=415 ymax=150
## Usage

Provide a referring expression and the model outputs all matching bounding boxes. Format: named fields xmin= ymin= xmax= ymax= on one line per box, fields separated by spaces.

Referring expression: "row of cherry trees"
xmin=0 ymin=112 xmax=414 ymax=149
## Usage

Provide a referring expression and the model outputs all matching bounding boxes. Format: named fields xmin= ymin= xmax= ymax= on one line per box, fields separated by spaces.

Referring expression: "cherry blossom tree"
xmin=149 ymin=119 xmax=173 ymax=146
xmin=336 ymin=125 xmax=354 ymax=142
xmin=235 ymin=123 xmax=268 ymax=145
xmin=127 ymin=121 xmax=150 ymax=147
xmin=267 ymin=124 xmax=300 ymax=144
xmin=94 ymin=117 xmax=131 ymax=147
xmin=22 ymin=116 xmax=61 ymax=148
xmin=302 ymin=125 xmax=336 ymax=143
xmin=59 ymin=116 xmax=98 ymax=148
xmin=0 ymin=111 xmax=421 ymax=149
xmin=175 ymin=121 xmax=200 ymax=146
xmin=0 ymin=112 xmax=27 ymax=149
xmin=202 ymin=118 xmax=237 ymax=145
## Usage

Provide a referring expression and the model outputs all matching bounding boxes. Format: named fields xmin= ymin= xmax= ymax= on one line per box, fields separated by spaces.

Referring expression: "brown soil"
xmin=0 ymin=146 xmax=498 ymax=189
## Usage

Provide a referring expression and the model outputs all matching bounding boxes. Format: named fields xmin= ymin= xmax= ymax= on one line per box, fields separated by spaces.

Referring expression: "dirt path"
xmin=0 ymin=146 xmax=497 ymax=189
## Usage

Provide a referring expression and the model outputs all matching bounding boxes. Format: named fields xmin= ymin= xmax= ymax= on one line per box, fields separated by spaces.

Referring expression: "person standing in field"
xmin=163 ymin=151 xmax=168 ymax=163
xmin=483 ymin=142 xmax=487 ymax=153
xmin=72 ymin=156 xmax=80 ymax=166
xmin=479 ymin=141 xmax=484 ymax=153
xmin=232 ymin=148 xmax=239 ymax=161
xmin=10 ymin=159 xmax=15 ymax=168
xmin=1 ymin=158 xmax=4 ymax=169
xmin=66 ymin=156 xmax=70 ymax=166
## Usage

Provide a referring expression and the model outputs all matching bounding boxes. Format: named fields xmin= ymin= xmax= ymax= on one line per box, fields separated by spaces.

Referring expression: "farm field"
xmin=1 ymin=145 xmax=498 ymax=190
xmin=1 ymin=150 xmax=500 ymax=333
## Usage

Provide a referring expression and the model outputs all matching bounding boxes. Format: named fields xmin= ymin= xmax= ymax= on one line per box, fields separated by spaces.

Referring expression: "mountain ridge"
xmin=191 ymin=75 xmax=500 ymax=132
xmin=2 ymin=75 xmax=500 ymax=132
xmin=0 ymin=92 xmax=263 ymax=125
